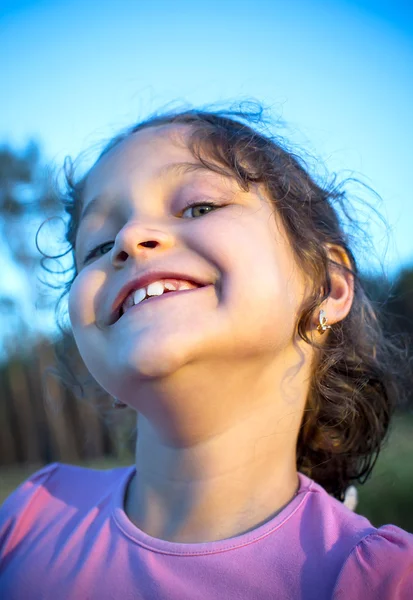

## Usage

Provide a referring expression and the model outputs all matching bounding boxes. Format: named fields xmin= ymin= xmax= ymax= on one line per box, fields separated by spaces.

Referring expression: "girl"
xmin=1 ymin=107 xmax=412 ymax=599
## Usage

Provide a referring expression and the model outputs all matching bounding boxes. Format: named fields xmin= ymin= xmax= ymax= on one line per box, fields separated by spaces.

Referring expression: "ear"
xmin=321 ymin=244 xmax=355 ymax=326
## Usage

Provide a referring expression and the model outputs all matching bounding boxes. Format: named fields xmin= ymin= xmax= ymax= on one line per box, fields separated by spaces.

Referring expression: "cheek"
xmin=230 ymin=221 xmax=304 ymax=331
xmin=68 ymin=270 xmax=107 ymax=329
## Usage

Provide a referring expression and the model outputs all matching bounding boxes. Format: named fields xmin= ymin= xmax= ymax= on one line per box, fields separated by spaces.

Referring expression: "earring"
xmin=112 ymin=397 xmax=127 ymax=409
xmin=317 ymin=309 xmax=332 ymax=335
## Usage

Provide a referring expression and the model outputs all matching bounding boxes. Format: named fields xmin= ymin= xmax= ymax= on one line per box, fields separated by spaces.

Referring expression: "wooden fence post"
xmin=7 ymin=358 xmax=42 ymax=464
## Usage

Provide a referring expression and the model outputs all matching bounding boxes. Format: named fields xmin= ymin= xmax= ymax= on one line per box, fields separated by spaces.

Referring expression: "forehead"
xmin=83 ymin=124 xmax=196 ymax=199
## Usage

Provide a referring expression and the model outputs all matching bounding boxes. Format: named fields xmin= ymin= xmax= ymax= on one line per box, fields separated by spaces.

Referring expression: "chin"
xmin=110 ymin=332 xmax=193 ymax=382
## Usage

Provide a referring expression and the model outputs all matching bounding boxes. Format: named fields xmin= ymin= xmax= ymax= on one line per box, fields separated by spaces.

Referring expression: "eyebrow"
xmin=79 ymin=161 xmax=226 ymax=225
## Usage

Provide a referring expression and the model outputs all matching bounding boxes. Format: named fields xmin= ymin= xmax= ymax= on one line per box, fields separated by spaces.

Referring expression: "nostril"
xmin=113 ymin=250 xmax=128 ymax=262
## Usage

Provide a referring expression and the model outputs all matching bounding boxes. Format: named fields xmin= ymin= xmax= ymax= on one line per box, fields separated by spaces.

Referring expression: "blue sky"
xmin=0 ymin=0 xmax=412 ymax=326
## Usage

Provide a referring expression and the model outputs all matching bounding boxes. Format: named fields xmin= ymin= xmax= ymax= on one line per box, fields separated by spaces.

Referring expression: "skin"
xmin=68 ymin=125 xmax=354 ymax=543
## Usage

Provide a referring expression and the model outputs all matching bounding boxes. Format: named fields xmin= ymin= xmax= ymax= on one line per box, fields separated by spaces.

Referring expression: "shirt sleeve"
xmin=0 ymin=462 xmax=59 ymax=560
xmin=332 ymin=524 xmax=413 ymax=600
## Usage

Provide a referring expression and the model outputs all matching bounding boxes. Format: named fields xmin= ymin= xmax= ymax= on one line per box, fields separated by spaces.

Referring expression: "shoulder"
xmin=0 ymin=462 xmax=133 ymax=558
xmin=332 ymin=524 xmax=413 ymax=599
xmin=0 ymin=462 xmax=128 ymax=512
xmin=298 ymin=473 xmax=380 ymax=545
xmin=0 ymin=462 xmax=59 ymax=559
xmin=297 ymin=474 xmax=413 ymax=598
xmin=0 ymin=462 xmax=60 ymax=518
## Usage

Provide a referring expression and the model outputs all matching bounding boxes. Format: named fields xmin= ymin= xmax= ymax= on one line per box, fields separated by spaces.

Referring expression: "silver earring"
xmin=317 ymin=309 xmax=332 ymax=335
xmin=112 ymin=397 xmax=127 ymax=409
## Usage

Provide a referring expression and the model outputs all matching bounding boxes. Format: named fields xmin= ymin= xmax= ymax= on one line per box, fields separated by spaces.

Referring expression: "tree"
xmin=0 ymin=141 xmax=63 ymax=359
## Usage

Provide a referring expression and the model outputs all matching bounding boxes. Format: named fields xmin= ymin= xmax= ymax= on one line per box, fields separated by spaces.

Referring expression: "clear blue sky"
xmin=1 ymin=0 xmax=412 ymax=289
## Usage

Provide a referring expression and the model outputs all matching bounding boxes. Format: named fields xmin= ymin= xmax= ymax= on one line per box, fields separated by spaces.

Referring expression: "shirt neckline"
xmin=112 ymin=466 xmax=313 ymax=556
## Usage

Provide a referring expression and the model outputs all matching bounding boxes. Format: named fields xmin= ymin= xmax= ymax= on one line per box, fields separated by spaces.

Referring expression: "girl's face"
xmin=69 ymin=125 xmax=311 ymax=407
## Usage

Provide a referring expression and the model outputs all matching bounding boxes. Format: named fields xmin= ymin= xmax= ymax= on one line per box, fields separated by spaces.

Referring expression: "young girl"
xmin=1 ymin=107 xmax=412 ymax=599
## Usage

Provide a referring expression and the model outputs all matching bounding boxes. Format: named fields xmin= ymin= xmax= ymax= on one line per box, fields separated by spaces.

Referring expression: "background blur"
xmin=0 ymin=0 xmax=412 ymax=531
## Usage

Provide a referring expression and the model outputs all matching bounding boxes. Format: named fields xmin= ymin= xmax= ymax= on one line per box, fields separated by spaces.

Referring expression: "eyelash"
xmin=83 ymin=200 xmax=222 ymax=264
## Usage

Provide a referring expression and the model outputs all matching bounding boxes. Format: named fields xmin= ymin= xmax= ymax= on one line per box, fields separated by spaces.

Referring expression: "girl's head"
xmin=52 ymin=106 xmax=404 ymax=499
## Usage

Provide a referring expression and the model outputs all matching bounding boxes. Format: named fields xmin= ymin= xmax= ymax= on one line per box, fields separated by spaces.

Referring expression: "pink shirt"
xmin=0 ymin=462 xmax=412 ymax=599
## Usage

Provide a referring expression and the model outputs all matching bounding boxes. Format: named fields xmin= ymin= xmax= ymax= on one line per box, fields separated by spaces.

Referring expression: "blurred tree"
xmin=0 ymin=141 xmax=59 ymax=270
xmin=0 ymin=142 xmax=62 ymax=358
xmin=389 ymin=268 xmax=413 ymax=332
xmin=362 ymin=269 xmax=413 ymax=410
xmin=363 ymin=268 xmax=413 ymax=341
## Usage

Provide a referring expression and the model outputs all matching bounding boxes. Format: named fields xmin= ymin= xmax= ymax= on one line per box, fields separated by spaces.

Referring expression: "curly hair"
xmin=41 ymin=104 xmax=410 ymax=501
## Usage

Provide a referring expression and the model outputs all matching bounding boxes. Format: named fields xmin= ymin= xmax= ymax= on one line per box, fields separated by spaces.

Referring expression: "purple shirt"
xmin=1 ymin=462 xmax=412 ymax=599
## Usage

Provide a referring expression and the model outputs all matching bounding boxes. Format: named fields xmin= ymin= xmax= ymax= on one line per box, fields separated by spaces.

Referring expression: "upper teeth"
xmin=121 ymin=279 xmax=198 ymax=314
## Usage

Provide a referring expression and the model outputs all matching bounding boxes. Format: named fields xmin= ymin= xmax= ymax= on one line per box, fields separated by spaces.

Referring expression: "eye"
xmin=83 ymin=241 xmax=114 ymax=264
xmin=181 ymin=200 xmax=221 ymax=218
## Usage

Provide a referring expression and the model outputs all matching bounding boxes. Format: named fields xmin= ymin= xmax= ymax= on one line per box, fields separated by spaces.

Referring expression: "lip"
xmin=118 ymin=285 xmax=203 ymax=319
xmin=109 ymin=270 xmax=211 ymax=325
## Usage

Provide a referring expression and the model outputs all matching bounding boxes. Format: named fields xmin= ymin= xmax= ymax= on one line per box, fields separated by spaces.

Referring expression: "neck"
xmin=124 ymin=400 xmax=303 ymax=543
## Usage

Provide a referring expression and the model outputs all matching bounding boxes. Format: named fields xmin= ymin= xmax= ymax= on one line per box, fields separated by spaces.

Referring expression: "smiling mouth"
xmin=118 ymin=287 xmax=204 ymax=320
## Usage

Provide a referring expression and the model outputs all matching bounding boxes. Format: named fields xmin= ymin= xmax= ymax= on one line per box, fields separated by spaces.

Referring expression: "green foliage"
xmin=0 ymin=141 xmax=60 ymax=267
xmin=388 ymin=269 xmax=413 ymax=330
xmin=0 ymin=141 xmax=63 ymax=360
xmin=361 ymin=271 xmax=413 ymax=411
xmin=356 ymin=413 xmax=413 ymax=533
xmin=0 ymin=141 xmax=56 ymax=212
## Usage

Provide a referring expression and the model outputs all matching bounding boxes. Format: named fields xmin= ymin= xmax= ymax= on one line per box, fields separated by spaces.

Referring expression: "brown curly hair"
xmin=42 ymin=105 xmax=410 ymax=501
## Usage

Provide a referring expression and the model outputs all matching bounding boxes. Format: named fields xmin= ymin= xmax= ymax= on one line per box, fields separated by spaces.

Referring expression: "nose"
xmin=110 ymin=221 xmax=175 ymax=267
